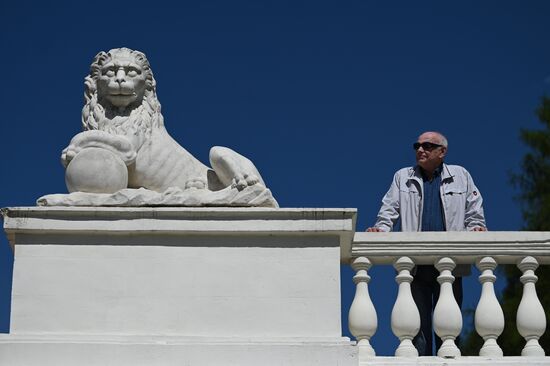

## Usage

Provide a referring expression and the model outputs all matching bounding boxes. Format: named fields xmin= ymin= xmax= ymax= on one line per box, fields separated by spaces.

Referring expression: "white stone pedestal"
xmin=0 ymin=207 xmax=357 ymax=366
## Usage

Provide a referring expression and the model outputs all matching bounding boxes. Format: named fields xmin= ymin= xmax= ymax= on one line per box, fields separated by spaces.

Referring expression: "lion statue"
xmin=44 ymin=48 xmax=277 ymax=207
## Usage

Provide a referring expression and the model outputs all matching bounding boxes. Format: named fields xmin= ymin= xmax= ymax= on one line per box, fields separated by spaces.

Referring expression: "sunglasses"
xmin=413 ymin=142 xmax=444 ymax=151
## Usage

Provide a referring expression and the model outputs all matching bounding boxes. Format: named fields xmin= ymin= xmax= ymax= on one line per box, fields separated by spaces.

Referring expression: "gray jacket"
xmin=374 ymin=163 xmax=486 ymax=276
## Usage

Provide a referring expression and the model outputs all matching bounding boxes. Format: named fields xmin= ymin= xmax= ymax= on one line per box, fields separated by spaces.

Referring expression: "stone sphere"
xmin=65 ymin=147 xmax=128 ymax=193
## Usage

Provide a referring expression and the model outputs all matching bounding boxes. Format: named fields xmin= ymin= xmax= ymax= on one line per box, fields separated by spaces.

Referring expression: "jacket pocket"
xmin=400 ymin=186 xmax=421 ymax=198
xmin=443 ymin=187 xmax=466 ymax=199
xmin=400 ymin=187 xmax=421 ymax=223
xmin=442 ymin=188 xmax=467 ymax=230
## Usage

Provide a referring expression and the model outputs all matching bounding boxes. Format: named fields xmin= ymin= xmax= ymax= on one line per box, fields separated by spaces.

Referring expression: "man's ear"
xmin=439 ymin=147 xmax=447 ymax=159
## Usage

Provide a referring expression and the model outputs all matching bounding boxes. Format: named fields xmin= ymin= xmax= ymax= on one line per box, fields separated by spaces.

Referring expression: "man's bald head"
xmin=415 ymin=131 xmax=448 ymax=176
xmin=418 ymin=131 xmax=448 ymax=148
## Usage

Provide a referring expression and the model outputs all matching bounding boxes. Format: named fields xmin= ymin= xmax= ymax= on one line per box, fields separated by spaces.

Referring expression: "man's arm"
xmin=368 ymin=172 xmax=401 ymax=232
xmin=464 ymin=170 xmax=487 ymax=231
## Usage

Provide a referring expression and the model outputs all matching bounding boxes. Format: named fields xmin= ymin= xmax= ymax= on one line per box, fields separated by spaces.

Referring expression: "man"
xmin=367 ymin=131 xmax=486 ymax=356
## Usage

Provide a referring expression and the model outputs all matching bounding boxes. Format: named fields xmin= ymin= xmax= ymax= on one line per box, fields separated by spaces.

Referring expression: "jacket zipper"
xmin=418 ymin=180 xmax=423 ymax=231
xmin=440 ymin=182 xmax=447 ymax=230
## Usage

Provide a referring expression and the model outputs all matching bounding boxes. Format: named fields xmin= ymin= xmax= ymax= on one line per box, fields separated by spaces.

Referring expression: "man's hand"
xmin=366 ymin=227 xmax=383 ymax=232
xmin=471 ymin=226 xmax=487 ymax=231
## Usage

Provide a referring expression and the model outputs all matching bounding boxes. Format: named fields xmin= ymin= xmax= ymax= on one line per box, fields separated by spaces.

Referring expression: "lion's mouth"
xmin=109 ymin=92 xmax=136 ymax=97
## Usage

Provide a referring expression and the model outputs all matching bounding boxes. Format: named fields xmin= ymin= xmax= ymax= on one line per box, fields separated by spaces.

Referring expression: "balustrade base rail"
xmin=359 ymin=356 xmax=550 ymax=366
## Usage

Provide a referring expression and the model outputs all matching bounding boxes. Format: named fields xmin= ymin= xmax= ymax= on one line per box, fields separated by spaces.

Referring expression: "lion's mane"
xmin=81 ymin=48 xmax=164 ymax=142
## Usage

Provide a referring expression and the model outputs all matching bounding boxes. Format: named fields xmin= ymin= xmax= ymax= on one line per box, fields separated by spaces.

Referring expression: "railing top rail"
xmin=352 ymin=231 xmax=550 ymax=265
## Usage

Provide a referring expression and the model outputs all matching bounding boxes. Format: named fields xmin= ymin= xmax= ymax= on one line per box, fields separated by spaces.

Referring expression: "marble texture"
xmin=52 ymin=47 xmax=277 ymax=207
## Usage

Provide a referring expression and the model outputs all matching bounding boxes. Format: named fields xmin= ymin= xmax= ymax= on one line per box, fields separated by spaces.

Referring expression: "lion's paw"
xmin=61 ymin=144 xmax=81 ymax=167
xmin=231 ymin=173 xmax=260 ymax=191
xmin=61 ymin=131 xmax=137 ymax=168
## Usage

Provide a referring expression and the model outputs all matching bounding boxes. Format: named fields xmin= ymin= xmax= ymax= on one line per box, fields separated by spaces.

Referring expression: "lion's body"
xmin=62 ymin=47 xmax=264 ymax=195
xmin=129 ymin=128 xmax=210 ymax=191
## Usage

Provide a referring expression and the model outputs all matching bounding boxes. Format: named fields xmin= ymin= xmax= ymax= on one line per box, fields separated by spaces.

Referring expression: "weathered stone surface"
xmin=38 ymin=184 xmax=278 ymax=207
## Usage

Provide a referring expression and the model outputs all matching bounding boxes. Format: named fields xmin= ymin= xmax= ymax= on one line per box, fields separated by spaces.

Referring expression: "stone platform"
xmin=0 ymin=207 xmax=357 ymax=366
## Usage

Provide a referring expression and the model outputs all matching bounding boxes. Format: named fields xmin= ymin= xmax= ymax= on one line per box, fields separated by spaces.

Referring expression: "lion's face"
xmin=97 ymin=51 xmax=148 ymax=110
xmin=82 ymin=48 xmax=162 ymax=138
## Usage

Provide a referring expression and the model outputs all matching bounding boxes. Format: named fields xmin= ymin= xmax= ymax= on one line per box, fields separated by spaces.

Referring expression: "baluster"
xmin=348 ymin=256 xmax=377 ymax=357
xmin=391 ymin=256 xmax=420 ymax=357
xmin=433 ymin=257 xmax=462 ymax=358
xmin=475 ymin=257 xmax=504 ymax=356
xmin=517 ymin=256 xmax=546 ymax=356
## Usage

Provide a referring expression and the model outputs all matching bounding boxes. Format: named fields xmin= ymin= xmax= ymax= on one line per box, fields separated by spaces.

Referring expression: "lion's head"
xmin=81 ymin=48 xmax=164 ymax=140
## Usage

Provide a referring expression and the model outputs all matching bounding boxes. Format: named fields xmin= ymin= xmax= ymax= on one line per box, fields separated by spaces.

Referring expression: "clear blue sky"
xmin=1 ymin=1 xmax=549 ymax=356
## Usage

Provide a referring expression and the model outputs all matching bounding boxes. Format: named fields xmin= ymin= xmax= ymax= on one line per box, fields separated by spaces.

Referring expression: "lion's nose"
xmin=115 ymin=69 xmax=126 ymax=83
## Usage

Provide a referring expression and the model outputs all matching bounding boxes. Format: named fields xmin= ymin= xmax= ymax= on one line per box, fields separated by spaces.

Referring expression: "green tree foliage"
xmin=462 ymin=96 xmax=550 ymax=355
xmin=514 ymin=97 xmax=550 ymax=231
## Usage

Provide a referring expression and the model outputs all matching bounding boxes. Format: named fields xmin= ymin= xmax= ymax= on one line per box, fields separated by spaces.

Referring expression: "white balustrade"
xmin=517 ymin=256 xmax=546 ymax=357
xmin=349 ymin=231 xmax=550 ymax=364
xmin=433 ymin=257 xmax=462 ymax=358
xmin=348 ymin=256 xmax=377 ymax=357
xmin=391 ymin=256 xmax=420 ymax=357
xmin=475 ymin=256 xmax=504 ymax=356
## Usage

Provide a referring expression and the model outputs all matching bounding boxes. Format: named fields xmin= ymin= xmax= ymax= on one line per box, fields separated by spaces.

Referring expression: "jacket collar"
xmin=408 ymin=163 xmax=454 ymax=183
xmin=440 ymin=163 xmax=454 ymax=181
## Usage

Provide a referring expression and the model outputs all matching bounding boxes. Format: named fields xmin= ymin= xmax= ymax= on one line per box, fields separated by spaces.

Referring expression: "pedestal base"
xmin=2 ymin=207 xmax=357 ymax=366
xmin=0 ymin=335 xmax=356 ymax=366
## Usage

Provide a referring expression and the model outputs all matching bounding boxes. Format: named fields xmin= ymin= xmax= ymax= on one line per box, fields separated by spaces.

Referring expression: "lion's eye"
xmin=105 ymin=69 xmax=115 ymax=77
xmin=127 ymin=67 xmax=140 ymax=76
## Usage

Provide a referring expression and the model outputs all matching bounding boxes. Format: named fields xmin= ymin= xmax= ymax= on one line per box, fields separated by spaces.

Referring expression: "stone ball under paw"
xmin=65 ymin=147 xmax=128 ymax=193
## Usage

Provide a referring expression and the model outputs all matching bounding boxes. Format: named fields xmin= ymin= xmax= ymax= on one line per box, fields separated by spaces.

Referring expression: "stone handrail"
xmin=348 ymin=231 xmax=550 ymax=362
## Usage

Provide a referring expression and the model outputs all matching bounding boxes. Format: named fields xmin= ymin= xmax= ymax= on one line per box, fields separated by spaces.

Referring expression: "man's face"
xmin=415 ymin=132 xmax=446 ymax=171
